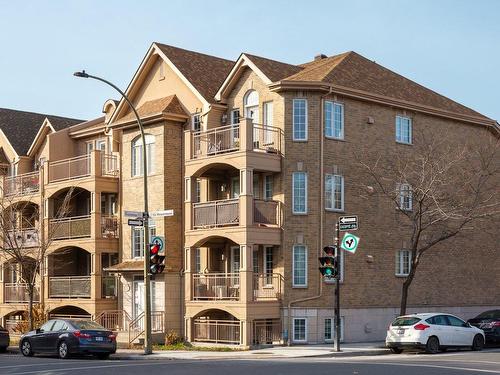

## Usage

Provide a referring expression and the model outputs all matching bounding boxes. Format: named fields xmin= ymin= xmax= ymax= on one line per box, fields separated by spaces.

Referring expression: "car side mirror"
xmin=36 ymin=328 xmax=43 ymax=333
xmin=463 ymin=322 xmax=471 ymax=328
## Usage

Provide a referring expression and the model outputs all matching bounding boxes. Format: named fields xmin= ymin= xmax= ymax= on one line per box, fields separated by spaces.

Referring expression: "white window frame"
xmin=263 ymin=246 xmax=273 ymax=285
xmin=131 ymin=134 xmax=155 ymax=177
xmin=292 ymin=318 xmax=307 ymax=343
xmin=395 ymin=115 xmax=412 ymax=144
xmin=194 ymin=248 xmax=201 ymax=273
xmin=292 ymin=98 xmax=308 ymax=141
xmin=325 ymin=174 xmax=344 ymax=211
xmin=131 ymin=224 xmax=156 ymax=258
xmin=252 ymin=249 xmax=259 ymax=274
xmin=396 ymin=249 xmax=412 ymax=277
xmin=230 ymin=109 xmax=240 ymax=125
xmin=397 ymin=183 xmax=413 ymax=211
xmin=292 ymin=245 xmax=307 ymax=287
xmin=324 ymin=318 xmax=333 ymax=342
xmin=324 ymin=101 xmax=344 ymax=139
xmin=292 ymin=172 xmax=307 ymax=214
xmin=192 ymin=114 xmax=201 ymax=132
xmin=263 ymin=174 xmax=273 ymax=200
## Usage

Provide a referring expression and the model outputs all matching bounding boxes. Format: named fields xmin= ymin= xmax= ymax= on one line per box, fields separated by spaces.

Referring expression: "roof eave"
xmin=271 ymin=80 xmax=496 ymax=128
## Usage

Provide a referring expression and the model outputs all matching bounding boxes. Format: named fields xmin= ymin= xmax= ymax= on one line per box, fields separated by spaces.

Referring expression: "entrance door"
xmin=133 ymin=279 xmax=145 ymax=322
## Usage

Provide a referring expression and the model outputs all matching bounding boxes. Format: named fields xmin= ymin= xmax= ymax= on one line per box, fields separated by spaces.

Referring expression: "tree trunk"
xmin=400 ymin=280 xmax=410 ymax=316
xmin=28 ymin=288 xmax=34 ymax=331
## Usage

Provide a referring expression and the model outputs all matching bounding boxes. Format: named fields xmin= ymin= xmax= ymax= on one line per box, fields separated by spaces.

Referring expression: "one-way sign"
xmin=339 ymin=215 xmax=358 ymax=231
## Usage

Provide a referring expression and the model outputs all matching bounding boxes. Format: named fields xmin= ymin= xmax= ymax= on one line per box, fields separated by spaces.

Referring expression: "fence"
xmin=193 ymin=319 xmax=241 ymax=344
xmin=48 ymin=155 xmax=90 ymax=183
xmin=3 ymin=172 xmax=40 ymax=196
xmin=48 ymin=276 xmax=91 ymax=298
xmin=101 ymin=154 xmax=119 ymax=176
xmin=192 ymin=273 xmax=240 ymax=300
xmin=5 ymin=228 xmax=39 ymax=248
xmin=253 ymin=274 xmax=283 ymax=300
xmin=193 ymin=198 xmax=239 ymax=228
xmin=253 ymin=319 xmax=282 ymax=345
xmin=101 ymin=215 xmax=118 ymax=238
xmin=252 ymin=124 xmax=282 ymax=153
xmin=49 ymin=215 xmax=91 ymax=240
xmin=4 ymin=283 xmax=40 ymax=303
xmin=253 ymin=199 xmax=279 ymax=225
xmin=192 ymin=124 xmax=240 ymax=158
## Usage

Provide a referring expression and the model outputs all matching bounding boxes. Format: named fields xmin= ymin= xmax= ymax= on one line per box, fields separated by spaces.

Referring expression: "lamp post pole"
xmin=73 ymin=71 xmax=153 ymax=355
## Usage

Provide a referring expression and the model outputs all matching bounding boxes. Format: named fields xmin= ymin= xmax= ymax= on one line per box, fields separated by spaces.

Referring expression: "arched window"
xmin=131 ymin=134 xmax=155 ymax=177
xmin=244 ymin=90 xmax=259 ymax=123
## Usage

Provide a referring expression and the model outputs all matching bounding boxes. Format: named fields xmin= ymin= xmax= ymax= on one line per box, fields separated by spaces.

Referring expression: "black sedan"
xmin=468 ymin=310 xmax=500 ymax=343
xmin=0 ymin=325 xmax=9 ymax=352
xmin=19 ymin=319 xmax=116 ymax=359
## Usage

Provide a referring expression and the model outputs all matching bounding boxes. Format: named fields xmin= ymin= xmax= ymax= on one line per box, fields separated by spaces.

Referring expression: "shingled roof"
xmin=243 ymin=53 xmax=303 ymax=82
xmin=0 ymin=108 xmax=84 ymax=155
xmin=283 ymin=51 xmax=488 ymax=119
xmin=118 ymin=95 xmax=188 ymax=123
xmin=156 ymin=43 xmax=234 ymax=104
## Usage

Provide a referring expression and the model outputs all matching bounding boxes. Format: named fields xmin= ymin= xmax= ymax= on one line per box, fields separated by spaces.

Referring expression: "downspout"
xmin=287 ymin=87 xmax=333 ymax=345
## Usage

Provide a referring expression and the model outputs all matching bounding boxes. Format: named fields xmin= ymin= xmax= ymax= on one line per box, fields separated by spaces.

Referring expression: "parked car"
xmin=19 ymin=319 xmax=116 ymax=359
xmin=0 ymin=325 xmax=9 ymax=352
xmin=468 ymin=310 xmax=500 ymax=343
xmin=386 ymin=313 xmax=485 ymax=354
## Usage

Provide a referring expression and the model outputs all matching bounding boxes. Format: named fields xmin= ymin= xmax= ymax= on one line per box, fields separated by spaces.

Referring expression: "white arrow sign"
xmin=150 ymin=209 xmax=174 ymax=218
xmin=339 ymin=215 xmax=358 ymax=231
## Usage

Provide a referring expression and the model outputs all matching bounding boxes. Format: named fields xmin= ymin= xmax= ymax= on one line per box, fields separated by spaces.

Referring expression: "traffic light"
xmin=149 ymin=242 xmax=165 ymax=274
xmin=319 ymin=245 xmax=338 ymax=279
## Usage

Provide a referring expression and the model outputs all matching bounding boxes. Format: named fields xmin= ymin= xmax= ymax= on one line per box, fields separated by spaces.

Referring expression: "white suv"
xmin=386 ymin=313 xmax=485 ymax=354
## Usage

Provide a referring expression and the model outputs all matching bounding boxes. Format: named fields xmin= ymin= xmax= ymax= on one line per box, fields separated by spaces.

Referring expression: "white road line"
xmin=0 ymin=360 xmax=96 ymax=369
xmin=331 ymin=361 xmax=500 ymax=374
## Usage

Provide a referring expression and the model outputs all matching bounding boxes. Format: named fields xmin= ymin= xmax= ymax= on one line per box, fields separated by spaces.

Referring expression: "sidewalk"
xmin=111 ymin=342 xmax=390 ymax=360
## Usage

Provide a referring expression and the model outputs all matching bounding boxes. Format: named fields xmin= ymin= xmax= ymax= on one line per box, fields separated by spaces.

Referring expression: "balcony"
xmin=252 ymin=274 xmax=283 ymax=300
xmin=5 ymin=228 xmax=39 ymax=249
xmin=3 ymin=171 xmax=40 ymax=197
xmin=48 ymin=276 xmax=91 ymax=298
xmin=49 ymin=215 xmax=91 ymax=240
xmin=47 ymin=151 xmax=119 ymax=184
xmin=4 ymin=283 xmax=40 ymax=303
xmin=192 ymin=198 xmax=280 ymax=229
xmin=185 ymin=119 xmax=283 ymax=176
xmin=193 ymin=273 xmax=240 ymax=301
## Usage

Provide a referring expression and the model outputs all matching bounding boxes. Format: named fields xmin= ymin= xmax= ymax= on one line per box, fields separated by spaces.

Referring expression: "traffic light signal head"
xmin=149 ymin=242 xmax=165 ymax=274
xmin=319 ymin=246 xmax=338 ymax=279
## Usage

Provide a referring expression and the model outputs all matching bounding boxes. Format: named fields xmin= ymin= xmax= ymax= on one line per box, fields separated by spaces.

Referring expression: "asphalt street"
xmin=1 ymin=349 xmax=500 ymax=375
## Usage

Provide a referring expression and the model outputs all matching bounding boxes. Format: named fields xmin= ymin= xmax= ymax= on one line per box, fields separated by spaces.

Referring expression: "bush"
xmin=13 ymin=304 xmax=48 ymax=334
xmin=165 ymin=330 xmax=183 ymax=346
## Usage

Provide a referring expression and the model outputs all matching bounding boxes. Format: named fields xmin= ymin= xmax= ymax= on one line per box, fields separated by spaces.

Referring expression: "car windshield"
xmin=70 ymin=320 xmax=106 ymax=330
xmin=391 ymin=316 xmax=421 ymax=326
xmin=476 ymin=311 xmax=500 ymax=320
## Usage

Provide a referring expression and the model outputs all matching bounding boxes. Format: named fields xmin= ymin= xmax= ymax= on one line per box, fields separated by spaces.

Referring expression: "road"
xmin=1 ymin=349 xmax=500 ymax=375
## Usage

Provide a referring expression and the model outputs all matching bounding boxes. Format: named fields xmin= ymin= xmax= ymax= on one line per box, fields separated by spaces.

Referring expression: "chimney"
xmin=314 ymin=54 xmax=328 ymax=61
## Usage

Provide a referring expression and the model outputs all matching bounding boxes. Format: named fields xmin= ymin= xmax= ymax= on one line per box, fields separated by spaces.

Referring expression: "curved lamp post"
xmin=73 ymin=70 xmax=153 ymax=355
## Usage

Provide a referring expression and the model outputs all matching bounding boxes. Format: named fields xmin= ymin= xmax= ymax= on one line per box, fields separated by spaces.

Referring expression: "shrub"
xmin=165 ymin=330 xmax=183 ymax=346
xmin=13 ymin=304 xmax=48 ymax=334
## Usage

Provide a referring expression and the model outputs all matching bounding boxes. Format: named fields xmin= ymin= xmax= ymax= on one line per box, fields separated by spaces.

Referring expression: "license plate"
xmin=397 ymin=329 xmax=405 ymax=335
xmin=95 ymin=336 xmax=104 ymax=341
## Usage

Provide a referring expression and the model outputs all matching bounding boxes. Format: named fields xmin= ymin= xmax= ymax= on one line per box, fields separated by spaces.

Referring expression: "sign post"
xmin=334 ymin=221 xmax=341 ymax=352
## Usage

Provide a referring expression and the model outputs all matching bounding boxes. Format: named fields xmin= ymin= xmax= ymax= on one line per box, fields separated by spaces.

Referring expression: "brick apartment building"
xmin=0 ymin=43 xmax=498 ymax=347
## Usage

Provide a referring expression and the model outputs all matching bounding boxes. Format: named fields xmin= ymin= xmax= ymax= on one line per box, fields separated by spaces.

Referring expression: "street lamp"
xmin=73 ymin=70 xmax=153 ymax=355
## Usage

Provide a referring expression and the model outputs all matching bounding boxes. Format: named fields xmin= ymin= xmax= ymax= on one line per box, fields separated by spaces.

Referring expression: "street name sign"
xmin=127 ymin=218 xmax=144 ymax=227
xmin=150 ymin=209 xmax=174 ymax=218
xmin=341 ymin=232 xmax=360 ymax=254
xmin=125 ymin=210 xmax=145 ymax=218
xmin=339 ymin=215 xmax=358 ymax=231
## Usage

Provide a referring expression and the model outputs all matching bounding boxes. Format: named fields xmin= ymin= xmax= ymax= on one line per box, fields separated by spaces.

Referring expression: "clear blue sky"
xmin=0 ymin=0 xmax=498 ymax=121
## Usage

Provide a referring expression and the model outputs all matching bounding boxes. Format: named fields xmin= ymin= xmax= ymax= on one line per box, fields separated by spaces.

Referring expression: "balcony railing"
xmin=5 ymin=319 xmax=26 ymax=333
xmin=101 ymin=215 xmax=119 ymax=238
xmin=190 ymin=122 xmax=283 ymax=160
xmin=49 ymin=215 xmax=91 ymax=240
xmin=4 ymin=283 xmax=40 ymax=303
xmin=94 ymin=310 xmax=132 ymax=331
xmin=192 ymin=273 xmax=240 ymax=300
xmin=5 ymin=228 xmax=39 ymax=248
xmin=101 ymin=154 xmax=119 ymax=177
xmin=48 ymin=155 xmax=91 ymax=183
xmin=193 ymin=198 xmax=239 ymax=228
xmin=253 ymin=319 xmax=282 ymax=345
xmin=48 ymin=276 xmax=91 ymax=298
xmin=253 ymin=273 xmax=283 ymax=300
xmin=102 ymin=275 xmax=118 ymax=298
xmin=193 ymin=319 xmax=240 ymax=344
xmin=254 ymin=199 xmax=279 ymax=225
xmin=3 ymin=172 xmax=40 ymax=196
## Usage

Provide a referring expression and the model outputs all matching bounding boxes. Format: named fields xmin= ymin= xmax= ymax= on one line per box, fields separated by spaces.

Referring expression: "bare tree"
xmin=356 ymin=128 xmax=500 ymax=315
xmin=0 ymin=182 xmax=75 ymax=330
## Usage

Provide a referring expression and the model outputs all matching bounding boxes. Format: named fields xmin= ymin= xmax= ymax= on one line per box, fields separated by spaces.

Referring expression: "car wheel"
xmin=390 ymin=347 xmax=403 ymax=354
xmin=96 ymin=353 xmax=110 ymax=360
xmin=472 ymin=334 xmax=484 ymax=351
xmin=21 ymin=339 xmax=34 ymax=357
xmin=58 ymin=341 xmax=70 ymax=359
xmin=425 ymin=336 xmax=440 ymax=354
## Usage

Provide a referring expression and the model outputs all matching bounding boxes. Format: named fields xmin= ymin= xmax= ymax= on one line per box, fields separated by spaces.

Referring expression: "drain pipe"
xmin=287 ymin=87 xmax=333 ymax=345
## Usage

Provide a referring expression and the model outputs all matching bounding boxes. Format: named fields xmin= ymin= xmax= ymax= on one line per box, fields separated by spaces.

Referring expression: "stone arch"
xmin=48 ymin=305 xmax=91 ymax=319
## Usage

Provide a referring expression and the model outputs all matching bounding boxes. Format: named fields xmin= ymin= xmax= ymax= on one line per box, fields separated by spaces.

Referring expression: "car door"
xmin=430 ymin=315 xmax=451 ymax=345
xmin=30 ymin=320 xmax=55 ymax=352
xmin=45 ymin=320 xmax=66 ymax=353
xmin=447 ymin=315 xmax=472 ymax=346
